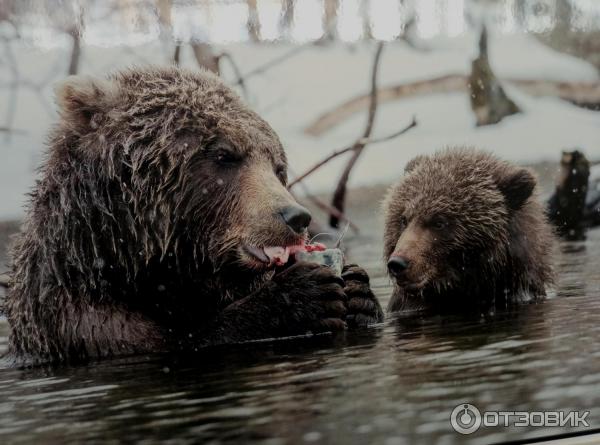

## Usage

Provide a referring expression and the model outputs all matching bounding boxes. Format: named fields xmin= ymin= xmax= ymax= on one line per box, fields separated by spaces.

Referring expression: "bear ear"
xmin=496 ymin=168 xmax=536 ymax=211
xmin=404 ymin=155 xmax=426 ymax=174
xmin=54 ymin=75 xmax=118 ymax=133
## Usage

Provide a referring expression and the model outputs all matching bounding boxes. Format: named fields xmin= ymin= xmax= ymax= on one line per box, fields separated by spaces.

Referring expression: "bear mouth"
xmin=242 ymin=243 xmax=326 ymax=268
xmin=394 ymin=277 xmax=429 ymax=291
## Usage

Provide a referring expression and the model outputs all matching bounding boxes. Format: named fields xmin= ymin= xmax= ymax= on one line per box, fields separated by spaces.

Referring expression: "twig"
xmin=303 ymin=194 xmax=360 ymax=233
xmin=0 ymin=126 xmax=26 ymax=134
xmin=218 ymin=51 xmax=248 ymax=99
xmin=173 ymin=44 xmax=181 ymax=65
xmin=233 ymin=44 xmax=309 ymax=86
xmin=330 ymin=42 xmax=384 ymax=228
xmin=360 ymin=116 xmax=417 ymax=144
xmin=287 ymin=116 xmax=417 ymax=190
xmin=292 ymin=179 xmax=360 ymax=233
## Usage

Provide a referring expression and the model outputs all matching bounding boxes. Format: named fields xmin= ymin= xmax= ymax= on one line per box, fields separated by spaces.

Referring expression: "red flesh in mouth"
xmin=246 ymin=242 xmax=326 ymax=266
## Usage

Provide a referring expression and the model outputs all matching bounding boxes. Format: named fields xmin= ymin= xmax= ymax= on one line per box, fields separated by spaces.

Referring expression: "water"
xmin=0 ymin=202 xmax=599 ymax=444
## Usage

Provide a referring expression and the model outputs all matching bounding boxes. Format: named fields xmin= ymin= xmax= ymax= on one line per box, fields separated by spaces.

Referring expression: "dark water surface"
xmin=1 ymin=206 xmax=600 ymax=444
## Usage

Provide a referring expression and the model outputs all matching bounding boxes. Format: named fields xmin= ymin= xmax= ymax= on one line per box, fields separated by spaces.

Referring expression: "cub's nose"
xmin=387 ymin=256 xmax=410 ymax=277
xmin=279 ymin=205 xmax=312 ymax=234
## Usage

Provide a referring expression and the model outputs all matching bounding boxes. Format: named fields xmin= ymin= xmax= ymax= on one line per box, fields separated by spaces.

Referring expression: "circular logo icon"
xmin=450 ymin=403 xmax=482 ymax=434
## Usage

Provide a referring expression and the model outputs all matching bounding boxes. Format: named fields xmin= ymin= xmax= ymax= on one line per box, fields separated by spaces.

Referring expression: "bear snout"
xmin=278 ymin=205 xmax=312 ymax=234
xmin=387 ymin=255 xmax=410 ymax=277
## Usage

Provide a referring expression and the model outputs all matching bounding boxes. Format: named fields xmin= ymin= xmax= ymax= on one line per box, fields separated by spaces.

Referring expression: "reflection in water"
xmin=0 ymin=225 xmax=599 ymax=444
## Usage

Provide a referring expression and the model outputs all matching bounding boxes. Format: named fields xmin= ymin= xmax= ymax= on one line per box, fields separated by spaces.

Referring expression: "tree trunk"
xmin=279 ymin=0 xmax=295 ymax=37
xmin=68 ymin=29 xmax=81 ymax=75
xmin=468 ymin=26 xmax=520 ymax=126
xmin=247 ymin=0 xmax=261 ymax=42
xmin=322 ymin=0 xmax=339 ymax=41
xmin=361 ymin=0 xmax=372 ymax=40
xmin=191 ymin=43 xmax=220 ymax=75
xmin=547 ymin=150 xmax=590 ymax=240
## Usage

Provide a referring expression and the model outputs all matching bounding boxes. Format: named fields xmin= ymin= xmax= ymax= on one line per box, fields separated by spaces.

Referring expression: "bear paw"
xmin=269 ymin=261 xmax=348 ymax=334
xmin=341 ymin=264 xmax=384 ymax=328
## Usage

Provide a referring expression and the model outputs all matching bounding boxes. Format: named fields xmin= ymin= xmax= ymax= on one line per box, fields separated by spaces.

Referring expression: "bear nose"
xmin=387 ymin=256 xmax=410 ymax=276
xmin=279 ymin=205 xmax=312 ymax=234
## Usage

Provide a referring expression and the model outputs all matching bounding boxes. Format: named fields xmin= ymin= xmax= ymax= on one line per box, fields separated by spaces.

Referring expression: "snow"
xmin=1 ymin=31 xmax=599 ymax=220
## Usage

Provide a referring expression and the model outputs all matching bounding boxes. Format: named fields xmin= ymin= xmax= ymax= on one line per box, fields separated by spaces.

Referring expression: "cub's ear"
xmin=404 ymin=155 xmax=426 ymax=174
xmin=54 ymin=75 xmax=118 ymax=133
xmin=496 ymin=168 xmax=536 ymax=211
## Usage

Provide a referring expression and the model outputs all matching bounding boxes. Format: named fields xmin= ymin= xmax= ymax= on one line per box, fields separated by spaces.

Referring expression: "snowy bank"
xmin=0 ymin=31 xmax=599 ymax=219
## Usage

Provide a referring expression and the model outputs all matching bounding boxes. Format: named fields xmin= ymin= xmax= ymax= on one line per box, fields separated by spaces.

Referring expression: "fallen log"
xmin=305 ymin=76 xmax=600 ymax=136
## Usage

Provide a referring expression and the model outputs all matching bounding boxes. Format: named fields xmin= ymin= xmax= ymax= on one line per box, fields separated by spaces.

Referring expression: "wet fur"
xmin=384 ymin=147 xmax=554 ymax=313
xmin=5 ymin=67 xmax=380 ymax=365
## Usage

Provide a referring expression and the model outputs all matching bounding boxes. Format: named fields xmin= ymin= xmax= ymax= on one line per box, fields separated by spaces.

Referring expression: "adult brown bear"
xmin=383 ymin=148 xmax=554 ymax=313
xmin=5 ymin=67 xmax=382 ymax=365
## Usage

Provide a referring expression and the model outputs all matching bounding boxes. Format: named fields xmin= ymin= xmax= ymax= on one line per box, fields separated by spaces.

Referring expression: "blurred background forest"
xmin=0 ymin=0 xmax=599 ymax=228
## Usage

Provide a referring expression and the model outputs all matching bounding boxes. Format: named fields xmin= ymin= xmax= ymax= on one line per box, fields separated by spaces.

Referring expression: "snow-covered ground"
xmin=1 ymin=31 xmax=599 ymax=220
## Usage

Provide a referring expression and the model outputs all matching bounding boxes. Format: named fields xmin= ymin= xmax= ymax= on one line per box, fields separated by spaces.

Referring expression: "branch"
xmin=218 ymin=51 xmax=249 ymax=99
xmin=233 ymin=44 xmax=309 ymax=86
xmin=191 ymin=42 xmax=220 ymax=74
xmin=305 ymin=75 xmax=600 ymax=136
xmin=329 ymin=42 xmax=384 ymax=228
xmin=0 ymin=126 xmax=26 ymax=134
xmin=173 ymin=44 xmax=181 ymax=65
xmin=292 ymin=180 xmax=360 ymax=233
xmin=304 ymin=194 xmax=360 ymax=233
xmin=287 ymin=115 xmax=417 ymax=190
xmin=360 ymin=116 xmax=417 ymax=144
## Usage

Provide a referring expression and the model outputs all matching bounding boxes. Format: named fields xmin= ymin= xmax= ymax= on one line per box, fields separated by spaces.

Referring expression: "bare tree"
xmin=247 ymin=0 xmax=261 ymax=42
xmin=329 ymin=42 xmax=384 ymax=227
xmin=322 ymin=0 xmax=339 ymax=41
xmin=361 ymin=0 xmax=372 ymax=40
xmin=156 ymin=0 xmax=173 ymax=40
xmin=191 ymin=43 xmax=220 ymax=74
xmin=279 ymin=0 xmax=295 ymax=37
xmin=67 ymin=11 xmax=83 ymax=75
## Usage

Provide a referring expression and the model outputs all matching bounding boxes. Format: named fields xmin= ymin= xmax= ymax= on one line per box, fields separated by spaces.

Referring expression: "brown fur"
xmin=383 ymin=147 xmax=554 ymax=313
xmin=5 ymin=67 xmax=380 ymax=365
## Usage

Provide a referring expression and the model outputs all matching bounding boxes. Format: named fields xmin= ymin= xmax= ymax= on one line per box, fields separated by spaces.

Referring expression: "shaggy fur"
xmin=383 ymin=147 xmax=554 ymax=313
xmin=5 ymin=67 xmax=381 ymax=365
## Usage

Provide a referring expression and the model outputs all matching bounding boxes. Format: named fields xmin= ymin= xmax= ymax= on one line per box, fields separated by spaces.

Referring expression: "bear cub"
xmin=383 ymin=147 xmax=554 ymax=313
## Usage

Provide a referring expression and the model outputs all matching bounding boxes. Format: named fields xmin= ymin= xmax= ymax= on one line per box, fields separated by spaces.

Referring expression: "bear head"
xmin=383 ymin=148 xmax=536 ymax=295
xmin=52 ymin=67 xmax=310 ymax=279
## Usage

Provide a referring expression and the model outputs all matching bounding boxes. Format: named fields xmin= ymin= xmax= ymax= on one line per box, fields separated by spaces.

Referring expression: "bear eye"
xmin=216 ymin=150 xmax=241 ymax=165
xmin=211 ymin=141 xmax=243 ymax=166
xmin=430 ymin=217 xmax=448 ymax=230
xmin=399 ymin=215 xmax=408 ymax=228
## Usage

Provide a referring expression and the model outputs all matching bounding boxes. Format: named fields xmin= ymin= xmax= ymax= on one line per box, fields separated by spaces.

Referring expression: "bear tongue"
xmin=263 ymin=246 xmax=290 ymax=266
xmin=263 ymin=243 xmax=327 ymax=266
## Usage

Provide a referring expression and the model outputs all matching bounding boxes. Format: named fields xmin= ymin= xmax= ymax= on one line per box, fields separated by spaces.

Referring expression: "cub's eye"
xmin=399 ymin=215 xmax=408 ymax=227
xmin=430 ymin=218 xmax=448 ymax=230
